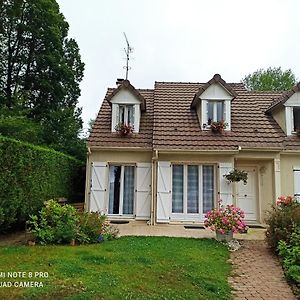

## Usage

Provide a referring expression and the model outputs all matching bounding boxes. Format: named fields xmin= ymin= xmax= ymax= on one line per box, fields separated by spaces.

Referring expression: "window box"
xmin=210 ymin=120 xmax=228 ymax=133
xmin=115 ymin=123 xmax=134 ymax=137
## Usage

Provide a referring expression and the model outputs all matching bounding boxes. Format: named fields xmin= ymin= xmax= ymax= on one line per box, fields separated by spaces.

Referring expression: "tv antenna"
xmin=123 ymin=32 xmax=133 ymax=80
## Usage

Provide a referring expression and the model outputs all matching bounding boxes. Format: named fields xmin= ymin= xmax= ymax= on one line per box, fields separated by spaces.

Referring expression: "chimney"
xmin=116 ymin=78 xmax=124 ymax=86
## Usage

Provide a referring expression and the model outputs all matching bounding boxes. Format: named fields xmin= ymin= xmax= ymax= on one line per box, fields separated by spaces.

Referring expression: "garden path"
xmin=229 ymin=240 xmax=296 ymax=300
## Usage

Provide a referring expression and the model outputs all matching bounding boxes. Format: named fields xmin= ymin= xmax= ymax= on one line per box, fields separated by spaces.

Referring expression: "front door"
xmin=236 ymin=166 xmax=258 ymax=221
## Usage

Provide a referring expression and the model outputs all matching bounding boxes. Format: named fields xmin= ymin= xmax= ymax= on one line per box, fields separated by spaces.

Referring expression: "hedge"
xmin=0 ymin=136 xmax=84 ymax=232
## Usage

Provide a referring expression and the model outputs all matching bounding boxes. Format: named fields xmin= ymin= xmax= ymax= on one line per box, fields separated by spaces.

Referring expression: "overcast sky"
xmin=57 ymin=0 xmax=300 ymax=131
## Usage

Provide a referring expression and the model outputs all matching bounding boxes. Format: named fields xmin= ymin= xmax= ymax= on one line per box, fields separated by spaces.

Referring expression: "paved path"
xmin=229 ymin=240 xmax=296 ymax=300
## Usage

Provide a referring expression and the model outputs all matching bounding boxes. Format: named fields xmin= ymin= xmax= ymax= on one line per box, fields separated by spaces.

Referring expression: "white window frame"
xmin=118 ymin=104 xmax=134 ymax=126
xmin=285 ymin=105 xmax=300 ymax=135
xmin=170 ymin=164 xmax=216 ymax=221
xmin=294 ymin=167 xmax=300 ymax=203
xmin=207 ymin=100 xmax=225 ymax=124
xmin=108 ymin=164 xmax=135 ymax=217
xmin=202 ymin=99 xmax=231 ymax=130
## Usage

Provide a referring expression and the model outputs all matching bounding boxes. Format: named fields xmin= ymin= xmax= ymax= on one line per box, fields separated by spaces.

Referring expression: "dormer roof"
xmin=266 ymin=81 xmax=300 ymax=113
xmin=190 ymin=74 xmax=238 ymax=108
xmin=106 ymin=79 xmax=146 ymax=111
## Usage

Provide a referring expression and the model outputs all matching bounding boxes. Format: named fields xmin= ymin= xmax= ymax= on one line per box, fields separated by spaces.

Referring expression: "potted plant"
xmin=224 ymin=169 xmax=248 ymax=185
xmin=115 ymin=123 xmax=134 ymax=137
xmin=210 ymin=120 xmax=227 ymax=133
xmin=204 ymin=200 xmax=248 ymax=242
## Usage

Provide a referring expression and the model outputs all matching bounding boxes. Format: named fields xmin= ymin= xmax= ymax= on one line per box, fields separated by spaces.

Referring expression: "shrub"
xmin=28 ymin=200 xmax=79 ymax=244
xmin=0 ymin=136 xmax=83 ymax=232
xmin=77 ymin=212 xmax=107 ymax=244
xmin=278 ymin=226 xmax=300 ymax=286
xmin=28 ymin=200 xmax=119 ymax=245
xmin=265 ymin=196 xmax=300 ymax=251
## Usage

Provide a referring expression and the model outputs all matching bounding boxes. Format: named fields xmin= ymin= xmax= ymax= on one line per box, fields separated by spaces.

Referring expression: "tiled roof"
xmin=266 ymin=82 xmax=300 ymax=112
xmin=88 ymin=78 xmax=300 ymax=151
xmin=88 ymin=88 xmax=153 ymax=149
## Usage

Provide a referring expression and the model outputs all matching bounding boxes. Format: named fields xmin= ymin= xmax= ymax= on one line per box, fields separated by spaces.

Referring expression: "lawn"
xmin=0 ymin=236 xmax=232 ymax=300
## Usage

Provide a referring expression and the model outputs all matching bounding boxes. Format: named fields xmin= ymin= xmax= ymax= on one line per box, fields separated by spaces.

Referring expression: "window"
xmin=171 ymin=164 xmax=215 ymax=216
xmin=207 ymin=101 xmax=224 ymax=125
xmin=108 ymin=165 xmax=135 ymax=215
xmin=293 ymin=107 xmax=300 ymax=132
xmin=119 ymin=105 xmax=134 ymax=125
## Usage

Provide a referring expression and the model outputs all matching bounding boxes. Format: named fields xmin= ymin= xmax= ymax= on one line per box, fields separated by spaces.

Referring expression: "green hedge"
xmin=0 ymin=136 xmax=83 ymax=232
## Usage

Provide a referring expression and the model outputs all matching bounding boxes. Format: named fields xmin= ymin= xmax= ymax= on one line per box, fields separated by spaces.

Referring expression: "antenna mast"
xmin=123 ymin=32 xmax=133 ymax=80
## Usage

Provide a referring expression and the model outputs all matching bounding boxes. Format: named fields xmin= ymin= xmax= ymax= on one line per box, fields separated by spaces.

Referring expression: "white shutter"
xmin=136 ymin=163 xmax=151 ymax=219
xmin=157 ymin=161 xmax=171 ymax=223
xmin=111 ymin=104 xmax=119 ymax=132
xmin=294 ymin=167 xmax=300 ymax=202
xmin=219 ymin=162 xmax=233 ymax=207
xmin=90 ymin=162 xmax=108 ymax=213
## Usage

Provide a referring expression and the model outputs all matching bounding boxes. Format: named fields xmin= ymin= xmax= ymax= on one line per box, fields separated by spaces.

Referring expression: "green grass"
xmin=0 ymin=237 xmax=232 ymax=300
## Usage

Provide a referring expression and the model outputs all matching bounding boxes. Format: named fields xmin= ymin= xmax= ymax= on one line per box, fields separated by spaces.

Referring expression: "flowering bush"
xmin=204 ymin=201 xmax=248 ymax=234
xmin=265 ymin=195 xmax=300 ymax=251
xmin=115 ymin=122 xmax=134 ymax=136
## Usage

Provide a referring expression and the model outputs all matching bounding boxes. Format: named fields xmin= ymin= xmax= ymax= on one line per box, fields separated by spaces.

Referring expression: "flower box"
xmin=115 ymin=123 xmax=134 ymax=137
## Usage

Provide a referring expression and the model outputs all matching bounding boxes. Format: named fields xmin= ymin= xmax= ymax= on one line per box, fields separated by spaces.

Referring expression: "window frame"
xmin=202 ymin=99 xmax=231 ymax=130
xmin=207 ymin=100 xmax=225 ymax=125
xmin=118 ymin=104 xmax=135 ymax=126
xmin=170 ymin=164 xmax=216 ymax=221
xmin=108 ymin=164 xmax=136 ymax=217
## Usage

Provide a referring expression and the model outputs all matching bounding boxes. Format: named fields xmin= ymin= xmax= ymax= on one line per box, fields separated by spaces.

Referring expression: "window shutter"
xmin=111 ymin=104 xmax=119 ymax=132
xmin=134 ymin=104 xmax=140 ymax=132
xmin=90 ymin=162 xmax=108 ymax=213
xmin=294 ymin=167 xmax=300 ymax=202
xmin=219 ymin=162 xmax=233 ymax=206
xmin=136 ymin=163 xmax=151 ymax=219
xmin=157 ymin=161 xmax=171 ymax=223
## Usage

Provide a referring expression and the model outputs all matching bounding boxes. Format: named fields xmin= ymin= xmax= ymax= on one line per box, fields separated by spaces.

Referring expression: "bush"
xmin=278 ymin=226 xmax=300 ymax=286
xmin=28 ymin=200 xmax=79 ymax=244
xmin=77 ymin=212 xmax=107 ymax=244
xmin=28 ymin=200 xmax=119 ymax=245
xmin=265 ymin=196 xmax=300 ymax=251
xmin=0 ymin=136 xmax=83 ymax=232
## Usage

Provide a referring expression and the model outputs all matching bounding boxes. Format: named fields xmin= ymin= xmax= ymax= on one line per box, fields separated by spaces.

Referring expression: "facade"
xmin=85 ymin=74 xmax=300 ymax=225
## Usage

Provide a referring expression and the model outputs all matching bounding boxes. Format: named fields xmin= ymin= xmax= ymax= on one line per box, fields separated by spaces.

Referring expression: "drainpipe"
xmin=84 ymin=147 xmax=92 ymax=212
xmin=151 ymin=150 xmax=159 ymax=226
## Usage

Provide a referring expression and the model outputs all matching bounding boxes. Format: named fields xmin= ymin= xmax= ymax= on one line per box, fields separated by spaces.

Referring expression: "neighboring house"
xmin=85 ymin=74 xmax=300 ymax=225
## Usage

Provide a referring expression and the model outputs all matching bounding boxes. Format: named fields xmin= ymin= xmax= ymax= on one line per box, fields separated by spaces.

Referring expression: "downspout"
xmin=84 ymin=147 xmax=92 ymax=212
xmin=151 ymin=150 xmax=159 ymax=225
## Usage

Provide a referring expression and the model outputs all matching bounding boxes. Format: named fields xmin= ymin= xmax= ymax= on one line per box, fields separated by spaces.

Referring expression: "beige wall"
xmin=280 ymin=154 xmax=300 ymax=195
xmin=272 ymin=107 xmax=286 ymax=134
xmin=158 ymin=152 xmax=233 ymax=163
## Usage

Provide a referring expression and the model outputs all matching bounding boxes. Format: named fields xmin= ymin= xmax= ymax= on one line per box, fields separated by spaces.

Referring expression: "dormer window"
xmin=207 ymin=100 xmax=225 ymax=125
xmin=119 ymin=104 xmax=135 ymax=126
xmin=293 ymin=107 xmax=300 ymax=132
xmin=106 ymin=80 xmax=146 ymax=134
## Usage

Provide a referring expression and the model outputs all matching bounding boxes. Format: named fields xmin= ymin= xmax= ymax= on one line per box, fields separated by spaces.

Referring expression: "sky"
xmin=57 ymin=0 xmax=300 ymax=132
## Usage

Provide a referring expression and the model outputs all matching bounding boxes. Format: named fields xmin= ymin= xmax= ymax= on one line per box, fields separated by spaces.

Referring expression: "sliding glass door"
xmin=108 ymin=165 xmax=135 ymax=215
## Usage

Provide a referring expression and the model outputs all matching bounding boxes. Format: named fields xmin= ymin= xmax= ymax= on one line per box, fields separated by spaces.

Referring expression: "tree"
xmin=0 ymin=0 xmax=85 ymax=159
xmin=242 ymin=67 xmax=297 ymax=91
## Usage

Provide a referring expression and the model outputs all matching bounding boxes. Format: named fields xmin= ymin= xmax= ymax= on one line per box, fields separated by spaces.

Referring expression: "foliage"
xmin=204 ymin=201 xmax=248 ymax=234
xmin=242 ymin=67 xmax=297 ymax=91
xmin=0 ymin=237 xmax=232 ymax=299
xmin=0 ymin=0 xmax=85 ymax=160
xmin=0 ymin=136 xmax=83 ymax=232
xmin=27 ymin=200 xmax=79 ymax=244
xmin=28 ymin=201 xmax=119 ymax=245
xmin=278 ymin=226 xmax=300 ymax=286
xmin=0 ymin=116 xmax=44 ymax=145
xmin=77 ymin=212 xmax=107 ymax=244
xmin=210 ymin=120 xmax=227 ymax=133
xmin=224 ymin=169 xmax=248 ymax=184
xmin=115 ymin=122 xmax=134 ymax=136
xmin=265 ymin=196 xmax=300 ymax=251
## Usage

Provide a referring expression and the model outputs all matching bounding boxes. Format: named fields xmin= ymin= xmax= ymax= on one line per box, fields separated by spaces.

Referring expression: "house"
xmin=85 ymin=74 xmax=300 ymax=225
